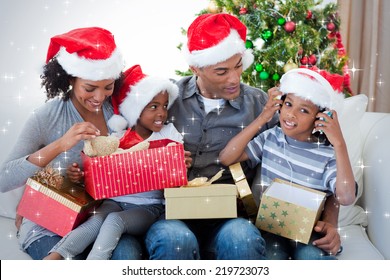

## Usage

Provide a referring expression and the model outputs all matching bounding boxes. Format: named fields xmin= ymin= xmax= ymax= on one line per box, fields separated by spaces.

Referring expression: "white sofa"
xmin=0 ymin=95 xmax=389 ymax=260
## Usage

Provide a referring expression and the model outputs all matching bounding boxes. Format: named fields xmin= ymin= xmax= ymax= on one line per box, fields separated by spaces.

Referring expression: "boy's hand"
xmin=314 ymin=110 xmax=344 ymax=146
xmin=312 ymin=220 xmax=341 ymax=256
xmin=262 ymin=87 xmax=283 ymax=122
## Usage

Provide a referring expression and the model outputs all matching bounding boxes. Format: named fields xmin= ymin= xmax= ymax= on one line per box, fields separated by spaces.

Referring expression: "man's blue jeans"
xmin=263 ymin=232 xmax=337 ymax=260
xmin=145 ymin=218 xmax=266 ymax=260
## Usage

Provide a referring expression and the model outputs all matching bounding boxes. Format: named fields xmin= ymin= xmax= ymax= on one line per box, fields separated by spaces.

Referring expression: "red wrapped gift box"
xmin=17 ymin=178 xmax=100 ymax=237
xmin=82 ymin=139 xmax=188 ymax=200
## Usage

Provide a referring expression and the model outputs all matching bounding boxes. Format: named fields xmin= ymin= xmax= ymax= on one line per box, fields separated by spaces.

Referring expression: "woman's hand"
xmin=27 ymin=122 xmax=101 ymax=168
xmin=59 ymin=122 xmax=101 ymax=151
xmin=66 ymin=162 xmax=84 ymax=183
xmin=15 ymin=213 xmax=23 ymax=231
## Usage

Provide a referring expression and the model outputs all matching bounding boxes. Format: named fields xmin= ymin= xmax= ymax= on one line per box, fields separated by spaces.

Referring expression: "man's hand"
xmin=312 ymin=220 xmax=341 ymax=256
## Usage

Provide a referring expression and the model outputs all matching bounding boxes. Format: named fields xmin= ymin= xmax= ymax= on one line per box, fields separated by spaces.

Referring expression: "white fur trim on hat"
xmin=280 ymin=68 xmax=344 ymax=113
xmin=56 ymin=47 xmax=124 ymax=81
xmin=119 ymin=77 xmax=179 ymax=128
xmin=107 ymin=114 xmax=128 ymax=133
xmin=184 ymin=29 xmax=253 ymax=70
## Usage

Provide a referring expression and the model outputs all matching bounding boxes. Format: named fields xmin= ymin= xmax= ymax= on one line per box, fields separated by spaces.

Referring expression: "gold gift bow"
xmin=229 ymin=163 xmax=258 ymax=218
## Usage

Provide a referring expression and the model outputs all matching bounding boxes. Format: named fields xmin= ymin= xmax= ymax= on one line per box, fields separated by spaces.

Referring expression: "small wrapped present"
xmin=255 ymin=178 xmax=327 ymax=244
xmin=17 ymin=169 xmax=99 ymax=237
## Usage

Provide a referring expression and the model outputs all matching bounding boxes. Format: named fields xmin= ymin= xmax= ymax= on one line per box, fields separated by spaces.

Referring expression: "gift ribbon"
xmin=229 ymin=163 xmax=258 ymax=218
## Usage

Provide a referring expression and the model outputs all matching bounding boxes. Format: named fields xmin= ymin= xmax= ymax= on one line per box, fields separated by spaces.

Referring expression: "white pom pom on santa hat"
xmin=279 ymin=67 xmax=345 ymax=113
xmin=108 ymin=64 xmax=179 ymax=132
xmin=184 ymin=13 xmax=254 ymax=70
xmin=46 ymin=27 xmax=124 ymax=81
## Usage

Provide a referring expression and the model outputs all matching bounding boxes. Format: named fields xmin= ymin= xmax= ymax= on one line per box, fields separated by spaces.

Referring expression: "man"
xmin=144 ymin=13 xmax=340 ymax=259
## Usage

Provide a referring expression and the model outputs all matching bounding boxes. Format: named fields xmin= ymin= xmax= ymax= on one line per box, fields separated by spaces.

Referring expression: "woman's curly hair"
xmin=40 ymin=58 xmax=123 ymax=102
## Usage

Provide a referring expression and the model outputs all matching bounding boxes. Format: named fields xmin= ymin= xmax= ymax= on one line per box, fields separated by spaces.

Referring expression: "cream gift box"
xmin=255 ymin=178 xmax=327 ymax=244
xmin=165 ymin=184 xmax=238 ymax=219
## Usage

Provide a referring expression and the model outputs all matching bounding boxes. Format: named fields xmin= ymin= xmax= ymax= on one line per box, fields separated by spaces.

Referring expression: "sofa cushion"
xmin=338 ymin=94 xmax=368 ymax=227
xmin=0 ymin=187 xmax=24 ymax=219
xmin=337 ymin=224 xmax=384 ymax=259
xmin=0 ymin=216 xmax=31 ymax=259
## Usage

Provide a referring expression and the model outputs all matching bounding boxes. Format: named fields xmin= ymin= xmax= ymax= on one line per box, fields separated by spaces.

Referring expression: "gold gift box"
xmin=255 ymin=178 xmax=327 ymax=244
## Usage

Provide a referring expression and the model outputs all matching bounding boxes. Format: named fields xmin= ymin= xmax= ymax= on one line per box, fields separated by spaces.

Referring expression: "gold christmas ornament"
xmin=283 ymin=60 xmax=298 ymax=73
xmin=207 ymin=1 xmax=219 ymax=13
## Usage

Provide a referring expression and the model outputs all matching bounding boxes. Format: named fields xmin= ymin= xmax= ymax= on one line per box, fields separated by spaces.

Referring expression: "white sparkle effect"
xmin=34 ymin=153 xmax=45 ymax=163
xmin=377 ymin=74 xmax=385 ymax=87
xmin=347 ymin=61 xmax=363 ymax=79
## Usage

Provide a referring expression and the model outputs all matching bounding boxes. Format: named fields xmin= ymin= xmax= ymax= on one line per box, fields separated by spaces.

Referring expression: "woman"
xmin=0 ymin=27 xmax=141 ymax=260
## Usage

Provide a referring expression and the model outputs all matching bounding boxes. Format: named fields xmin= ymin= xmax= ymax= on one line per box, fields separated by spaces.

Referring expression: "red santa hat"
xmin=279 ymin=67 xmax=345 ymax=113
xmin=46 ymin=27 xmax=124 ymax=81
xmin=184 ymin=13 xmax=254 ymax=70
xmin=108 ymin=65 xmax=179 ymax=132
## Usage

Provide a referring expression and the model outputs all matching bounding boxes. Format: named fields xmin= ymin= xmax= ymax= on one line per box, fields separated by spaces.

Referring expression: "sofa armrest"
xmin=360 ymin=112 xmax=390 ymax=259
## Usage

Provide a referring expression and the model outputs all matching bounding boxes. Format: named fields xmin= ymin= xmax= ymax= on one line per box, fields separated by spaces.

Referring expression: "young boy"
xmin=219 ymin=67 xmax=356 ymax=259
xmin=45 ymin=65 xmax=185 ymax=260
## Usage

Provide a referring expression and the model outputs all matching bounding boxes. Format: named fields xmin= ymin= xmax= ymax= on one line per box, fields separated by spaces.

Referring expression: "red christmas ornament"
xmin=308 ymin=54 xmax=317 ymax=65
xmin=306 ymin=10 xmax=313 ymax=20
xmin=327 ymin=22 xmax=336 ymax=31
xmin=239 ymin=7 xmax=248 ymax=15
xmin=300 ymin=56 xmax=309 ymax=65
xmin=284 ymin=21 xmax=296 ymax=33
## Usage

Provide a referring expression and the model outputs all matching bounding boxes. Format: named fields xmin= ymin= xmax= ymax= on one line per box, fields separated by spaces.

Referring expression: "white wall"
xmin=0 ymin=0 xmax=209 ymax=166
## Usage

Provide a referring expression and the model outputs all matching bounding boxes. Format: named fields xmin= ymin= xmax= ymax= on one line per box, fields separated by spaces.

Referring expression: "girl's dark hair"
xmin=279 ymin=94 xmax=331 ymax=146
xmin=40 ymin=58 xmax=124 ymax=102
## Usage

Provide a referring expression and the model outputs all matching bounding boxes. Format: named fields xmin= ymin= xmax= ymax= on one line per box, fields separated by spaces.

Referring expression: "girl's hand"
xmin=59 ymin=122 xmax=101 ymax=151
xmin=261 ymin=87 xmax=283 ymax=122
xmin=184 ymin=150 xmax=193 ymax=169
xmin=314 ymin=110 xmax=344 ymax=147
xmin=66 ymin=162 xmax=84 ymax=183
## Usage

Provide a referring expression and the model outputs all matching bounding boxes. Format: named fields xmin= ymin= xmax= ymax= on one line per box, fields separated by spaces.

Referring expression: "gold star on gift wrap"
xmin=299 ymin=228 xmax=307 ymax=235
xmin=302 ymin=217 xmax=309 ymax=224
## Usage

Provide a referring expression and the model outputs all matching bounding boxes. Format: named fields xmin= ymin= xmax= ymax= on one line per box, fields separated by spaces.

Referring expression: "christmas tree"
xmin=177 ymin=0 xmax=353 ymax=96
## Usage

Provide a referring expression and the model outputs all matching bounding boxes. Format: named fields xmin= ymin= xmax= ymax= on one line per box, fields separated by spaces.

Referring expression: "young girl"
xmin=219 ymin=67 xmax=356 ymax=259
xmin=46 ymin=64 xmax=185 ymax=260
